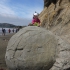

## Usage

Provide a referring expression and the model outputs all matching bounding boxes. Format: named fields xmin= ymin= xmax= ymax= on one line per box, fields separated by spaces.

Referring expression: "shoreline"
xmin=0 ymin=33 xmax=15 ymax=70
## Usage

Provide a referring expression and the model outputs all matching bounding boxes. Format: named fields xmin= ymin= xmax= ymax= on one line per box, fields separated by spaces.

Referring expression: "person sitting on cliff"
xmin=28 ymin=12 xmax=41 ymax=27
xmin=32 ymin=12 xmax=41 ymax=26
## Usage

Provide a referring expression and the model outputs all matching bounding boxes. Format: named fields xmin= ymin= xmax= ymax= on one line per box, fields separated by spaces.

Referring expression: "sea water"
xmin=0 ymin=28 xmax=16 ymax=35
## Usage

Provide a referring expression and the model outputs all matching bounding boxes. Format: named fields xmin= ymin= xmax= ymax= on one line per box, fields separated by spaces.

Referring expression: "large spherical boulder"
xmin=5 ymin=26 xmax=58 ymax=70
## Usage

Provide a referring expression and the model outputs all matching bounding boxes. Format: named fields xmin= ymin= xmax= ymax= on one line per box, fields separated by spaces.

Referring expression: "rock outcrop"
xmin=5 ymin=26 xmax=58 ymax=70
xmin=50 ymin=37 xmax=70 ymax=70
xmin=39 ymin=0 xmax=70 ymax=30
xmin=5 ymin=26 xmax=70 ymax=70
xmin=39 ymin=0 xmax=70 ymax=70
xmin=44 ymin=0 xmax=58 ymax=7
xmin=40 ymin=0 xmax=70 ymax=42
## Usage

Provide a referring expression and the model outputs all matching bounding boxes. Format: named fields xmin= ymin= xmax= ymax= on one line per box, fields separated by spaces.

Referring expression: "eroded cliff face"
xmin=39 ymin=0 xmax=70 ymax=43
xmin=39 ymin=1 xmax=70 ymax=70
xmin=44 ymin=0 xmax=58 ymax=7
xmin=44 ymin=0 xmax=70 ymax=7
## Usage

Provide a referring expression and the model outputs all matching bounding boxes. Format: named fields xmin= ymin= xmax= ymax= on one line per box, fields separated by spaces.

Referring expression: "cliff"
xmin=39 ymin=0 xmax=70 ymax=35
xmin=39 ymin=0 xmax=70 ymax=70
xmin=39 ymin=0 xmax=70 ymax=43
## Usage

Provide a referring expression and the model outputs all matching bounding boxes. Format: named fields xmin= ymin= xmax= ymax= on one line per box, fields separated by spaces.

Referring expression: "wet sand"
xmin=0 ymin=33 xmax=15 ymax=70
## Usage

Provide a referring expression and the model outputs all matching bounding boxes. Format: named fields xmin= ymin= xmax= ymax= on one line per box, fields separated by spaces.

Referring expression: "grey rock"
xmin=5 ymin=26 xmax=58 ymax=70
xmin=39 ymin=0 xmax=70 ymax=69
xmin=50 ymin=36 xmax=70 ymax=70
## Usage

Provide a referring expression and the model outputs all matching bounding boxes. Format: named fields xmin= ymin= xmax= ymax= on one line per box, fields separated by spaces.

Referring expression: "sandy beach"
xmin=0 ymin=33 xmax=15 ymax=70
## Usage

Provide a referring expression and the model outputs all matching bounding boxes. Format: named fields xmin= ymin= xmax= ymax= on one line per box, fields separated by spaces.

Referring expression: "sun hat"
xmin=33 ymin=12 xmax=38 ymax=16
xmin=34 ymin=13 xmax=38 ymax=16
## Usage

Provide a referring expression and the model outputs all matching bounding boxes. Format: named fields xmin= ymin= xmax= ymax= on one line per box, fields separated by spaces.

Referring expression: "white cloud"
xmin=0 ymin=0 xmax=43 ymax=18
xmin=12 ymin=4 xmax=43 ymax=18
xmin=0 ymin=4 xmax=17 ymax=18
xmin=0 ymin=15 xmax=31 ymax=26
xmin=0 ymin=0 xmax=43 ymax=26
xmin=0 ymin=1 xmax=32 ymax=26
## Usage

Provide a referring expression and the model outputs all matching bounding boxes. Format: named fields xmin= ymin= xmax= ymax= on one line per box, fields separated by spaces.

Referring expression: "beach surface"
xmin=0 ymin=33 xmax=15 ymax=70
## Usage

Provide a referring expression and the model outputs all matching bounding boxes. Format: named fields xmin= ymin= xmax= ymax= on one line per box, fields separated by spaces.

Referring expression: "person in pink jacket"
xmin=32 ymin=12 xmax=41 ymax=26
xmin=28 ymin=12 xmax=41 ymax=26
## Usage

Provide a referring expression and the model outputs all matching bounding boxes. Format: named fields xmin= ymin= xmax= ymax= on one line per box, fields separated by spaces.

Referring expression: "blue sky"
xmin=0 ymin=0 xmax=44 ymax=26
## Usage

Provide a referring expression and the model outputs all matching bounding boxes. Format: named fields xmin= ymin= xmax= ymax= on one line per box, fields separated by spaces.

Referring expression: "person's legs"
xmin=33 ymin=23 xmax=39 ymax=26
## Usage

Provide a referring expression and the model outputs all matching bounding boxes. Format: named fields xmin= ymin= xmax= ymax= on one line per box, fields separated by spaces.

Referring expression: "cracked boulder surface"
xmin=50 ymin=36 xmax=70 ymax=70
xmin=5 ymin=26 xmax=58 ymax=70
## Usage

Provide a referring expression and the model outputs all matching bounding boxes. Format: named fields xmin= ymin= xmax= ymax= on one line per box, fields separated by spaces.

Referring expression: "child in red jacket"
xmin=32 ymin=12 xmax=41 ymax=26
